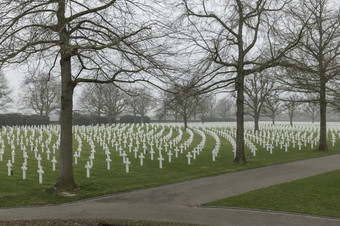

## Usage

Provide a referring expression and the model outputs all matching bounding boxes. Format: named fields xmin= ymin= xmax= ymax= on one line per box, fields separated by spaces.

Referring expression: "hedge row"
xmin=72 ymin=114 xmax=115 ymax=126
xmin=119 ymin=115 xmax=151 ymax=123
xmin=72 ymin=114 xmax=151 ymax=125
xmin=0 ymin=114 xmax=152 ymax=127
xmin=0 ymin=114 xmax=49 ymax=127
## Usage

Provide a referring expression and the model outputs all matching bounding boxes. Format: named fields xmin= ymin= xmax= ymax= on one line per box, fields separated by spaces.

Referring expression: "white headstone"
xmin=139 ymin=153 xmax=145 ymax=166
xmin=7 ymin=160 xmax=12 ymax=176
xmin=85 ymin=161 xmax=91 ymax=178
xmin=125 ymin=157 xmax=131 ymax=173
xmin=51 ymin=156 xmax=57 ymax=171
xmin=37 ymin=166 xmax=44 ymax=184
xmin=21 ymin=164 xmax=27 ymax=180
xmin=186 ymin=152 xmax=192 ymax=165
xmin=106 ymin=155 xmax=112 ymax=170
xmin=158 ymin=155 xmax=164 ymax=168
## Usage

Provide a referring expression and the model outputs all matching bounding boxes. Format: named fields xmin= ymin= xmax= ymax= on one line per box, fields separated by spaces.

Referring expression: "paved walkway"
xmin=1 ymin=155 xmax=340 ymax=226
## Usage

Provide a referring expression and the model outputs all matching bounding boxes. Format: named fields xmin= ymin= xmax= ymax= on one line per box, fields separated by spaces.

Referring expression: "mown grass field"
xmin=0 ymin=122 xmax=339 ymax=208
xmin=206 ymin=169 xmax=340 ymax=218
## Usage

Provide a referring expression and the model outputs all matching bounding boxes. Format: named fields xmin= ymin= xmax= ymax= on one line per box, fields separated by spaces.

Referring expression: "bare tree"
xmin=0 ymin=1 xmax=167 ymax=190
xmin=283 ymin=95 xmax=302 ymax=126
xmin=279 ymin=0 xmax=340 ymax=151
xmin=165 ymin=80 xmax=200 ymax=129
xmin=0 ymin=71 xmax=12 ymax=111
xmin=244 ymin=72 xmax=275 ymax=131
xmin=262 ymin=93 xmax=283 ymax=125
xmin=78 ymin=84 xmax=104 ymax=117
xmin=21 ymin=72 xmax=60 ymax=116
xmin=215 ymin=98 xmax=235 ymax=121
xmin=179 ymin=0 xmax=309 ymax=163
xmin=127 ymin=88 xmax=154 ymax=123
xmin=197 ymin=94 xmax=216 ymax=123
xmin=78 ymin=84 xmax=127 ymax=124
xmin=303 ymin=102 xmax=320 ymax=123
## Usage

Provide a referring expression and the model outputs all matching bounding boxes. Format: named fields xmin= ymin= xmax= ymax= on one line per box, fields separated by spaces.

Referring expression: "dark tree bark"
xmin=55 ymin=1 xmax=77 ymax=189
xmin=181 ymin=0 xmax=307 ymax=164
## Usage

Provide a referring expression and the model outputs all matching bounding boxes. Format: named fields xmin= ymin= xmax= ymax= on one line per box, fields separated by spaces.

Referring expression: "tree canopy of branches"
xmin=0 ymin=71 xmax=12 ymax=111
xmin=244 ymin=72 xmax=275 ymax=131
xmin=127 ymin=87 xmax=154 ymax=123
xmin=21 ymin=72 xmax=60 ymax=116
xmin=262 ymin=91 xmax=283 ymax=125
xmin=164 ymin=79 xmax=200 ymax=129
xmin=179 ymin=0 xmax=308 ymax=163
xmin=78 ymin=84 xmax=127 ymax=124
xmin=279 ymin=0 xmax=340 ymax=151
xmin=197 ymin=94 xmax=216 ymax=123
xmin=0 ymin=1 xmax=167 ymax=190
xmin=283 ymin=95 xmax=302 ymax=126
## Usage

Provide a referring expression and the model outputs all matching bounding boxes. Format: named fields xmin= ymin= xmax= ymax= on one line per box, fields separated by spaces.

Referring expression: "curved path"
xmin=1 ymin=155 xmax=340 ymax=226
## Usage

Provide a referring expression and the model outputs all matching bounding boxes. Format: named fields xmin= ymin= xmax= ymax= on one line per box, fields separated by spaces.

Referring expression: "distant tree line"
xmin=0 ymin=114 xmax=49 ymax=127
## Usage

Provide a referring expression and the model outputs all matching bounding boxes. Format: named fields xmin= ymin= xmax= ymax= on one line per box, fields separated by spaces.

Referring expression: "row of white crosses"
xmin=1 ymin=125 xmax=60 ymax=184
xmin=6 ymin=122 xmax=329 ymax=182
xmin=75 ymin=123 xmax=215 ymax=176
xmin=195 ymin=121 xmax=327 ymax=158
xmin=74 ymin=124 xmax=184 ymax=175
xmin=203 ymin=128 xmax=222 ymax=160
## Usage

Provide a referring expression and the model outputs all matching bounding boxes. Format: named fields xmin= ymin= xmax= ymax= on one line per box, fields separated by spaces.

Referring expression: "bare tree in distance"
xmin=304 ymin=102 xmax=320 ymax=123
xmin=0 ymin=71 xmax=12 ymax=111
xmin=197 ymin=94 xmax=216 ymax=123
xmin=279 ymin=0 xmax=340 ymax=151
xmin=215 ymin=98 xmax=236 ymax=121
xmin=164 ymin=79 xmax=200 ymax=129
xmin=127 ymin=87 xmax=154 ymax=123
xmin=244 ymin=72 xmax=275 ymax=131
xmin=21 ymin=72 xmax=60 ymax=117
xmin=262 ymin=92 xmax=283 ymax=125
xmin=177 ymin=0 xmax=310 ymax=163
xmin=0 ymin=1 xmax=169 ymax=190
xmin=283 ymin=95 xmax=302 ymax=126
xmin=78 ymin=83 xmax=127 ymax=124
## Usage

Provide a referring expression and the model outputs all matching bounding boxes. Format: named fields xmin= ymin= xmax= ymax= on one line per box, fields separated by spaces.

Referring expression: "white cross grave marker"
xmin=158 ymin=155 xmax=164 ymax=169
xmin=139 ymin=153 xmax=145 ymax=166
xmin=37 ymin=166 xmax=44 ymax=184
xmin=186 ymin=152 xmax=192 ymax=165
xmin=21 ymin=164 xmax=27 ymax=179
xmin=125 ymin=157 xmax=131 ymax=173
xmin=37 ymin=154 xmax=42 ymax=168
xmin=7 ymin=160 xmax=12 ymax=176
xmin=167 ymin=150 xmax=173 ymax=163
xmin=51 ymin=156 xmax=57 ymax=171
xmin=85 ymin=161 xmax=91 ymax=178
xmin=106 ymin=155 xmax=112 ymax=170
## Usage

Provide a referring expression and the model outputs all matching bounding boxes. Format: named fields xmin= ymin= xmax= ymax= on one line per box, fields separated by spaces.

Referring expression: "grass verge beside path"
xmin=206 ymin=169 xmax=340 ymax=218
xmin=0 ymin=219 xmax=207 ymax=226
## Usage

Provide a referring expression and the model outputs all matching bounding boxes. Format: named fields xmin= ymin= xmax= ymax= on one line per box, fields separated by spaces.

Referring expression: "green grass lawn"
xmin=0 ymin=123 xmax=339 ymax=207
xmin=206 ymin=169 xmax=340 ymax=218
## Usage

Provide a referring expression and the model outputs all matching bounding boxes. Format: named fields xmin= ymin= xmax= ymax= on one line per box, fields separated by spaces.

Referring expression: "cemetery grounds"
xmin=0 ymin=121 xmax=339 ymax=218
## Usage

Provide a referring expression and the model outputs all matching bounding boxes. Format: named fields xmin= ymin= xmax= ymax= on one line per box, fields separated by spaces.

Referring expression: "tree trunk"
xmin=183 ymin=114 xmax=188 ymax=130
xmin=55 ymin=53 xmax=77 ymax=190
xmin=254 ymin=113 xmax=259 ymax=131
xmin=133 ymin=110 xmax=137 ymax=124
xmin=141 ymin=113 xmax=144 ymax=123
xmin=318 ymin=81 xmax=328 ymax=151
xmin=289 ymin=113 xmax=293 ymax=126
xmin=55 ymin=0 xmax=77 ymax=191
xmin=108 ymin=113 xmax=113 ymax=124
xmin=272 ymin=112 xmax=275 ymax=125
xmin=234 ymin=73 xmax=247 ymax=164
